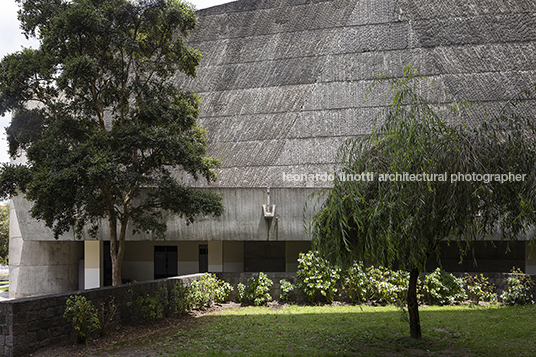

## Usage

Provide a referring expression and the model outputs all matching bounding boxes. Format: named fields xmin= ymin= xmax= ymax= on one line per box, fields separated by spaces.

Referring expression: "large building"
xmin=9 ymin=0 xmax=536 ymax=298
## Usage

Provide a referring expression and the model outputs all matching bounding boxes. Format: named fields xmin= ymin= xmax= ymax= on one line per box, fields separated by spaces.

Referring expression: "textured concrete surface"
xmin=173 ymin=0 xmax=536 ymax=188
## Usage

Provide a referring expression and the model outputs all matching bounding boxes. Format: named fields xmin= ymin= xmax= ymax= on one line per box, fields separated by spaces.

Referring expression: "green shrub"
xmin=464 ymin=273 xmax=498 ymax=304
xmin=190 ymin=273 xmax=219 ymax=309
xmin=344 ymin=261 xmax=367 ymax=303
xmin=170 ymin=283 xmax=193 ymax=314
xmin=237 ymin=272 xmax=273 ymax=306
xmin=64 ymin=293 xmax=100 ymax=343
xmin=136 ymin=294 xmax=165 ymax=321
xmin=237 ymin=283 xmax=246 ymax=303
xmin=214 ymin=280 xmax=234 ymax=303
xmin=423 ymin=268 xmax=466 ymax=305
xmin=189 ymin=273 xmax=234 ymax=309
xmin=279 ymin=279 xmax=295 ymax=302
xmin=296 ymin=251 xmax=341 ymax=303
xmin=364 ymin=265 xmax=409 ymax=304
xmin=501 ymin=267 xmax=535 ymax=305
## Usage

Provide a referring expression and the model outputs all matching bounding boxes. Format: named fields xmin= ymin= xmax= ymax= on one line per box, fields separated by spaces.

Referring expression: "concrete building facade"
xmin=9 ymin=0 xmax=536 ymax=297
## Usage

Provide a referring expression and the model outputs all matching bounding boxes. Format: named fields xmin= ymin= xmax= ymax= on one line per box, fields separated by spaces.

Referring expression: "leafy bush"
xmin=189 ymin=273 xmax=234 ymax=309
xmin=296 ymin=251 xmax=341 ymax=303
xmin=64 ymin=293 xmax=100 ymax=343
xmin=364 ymin=265 xmax=409 ymax=304
xmin=170 ymin=283 xmax=193 ymax=314
xmin=279 ymin=279 xmax=295 ymax=302
xmin=423 ymin=268 xmax=466 ymax=305
xmin=464 ymin=273 xmax=498 ymax=304
xmin=501 ymin=267 xmax=535 ymax=305
xmin=237 ymin=283 xmax=246 ymax=303
xmin=136 ymin=294 xmax=165 ymax=321
xmin=214 ymin=280 xmax=234 ymax=303
xmin=344 ymin=261 xmax=368 ymax=303
xmin=237 ymin=272 xmax=273 ymax=306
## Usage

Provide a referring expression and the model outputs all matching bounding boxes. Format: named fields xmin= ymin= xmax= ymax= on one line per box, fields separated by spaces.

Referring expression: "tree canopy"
xmin=306 ymin=65 xmax=536 ymax=338
xmin=0 ymin=0 xmax=224 ymax=285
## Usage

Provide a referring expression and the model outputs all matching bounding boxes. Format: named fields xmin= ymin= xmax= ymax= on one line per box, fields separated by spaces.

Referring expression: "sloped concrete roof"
xmin=176 ymin=0 xmax=536 ymax=188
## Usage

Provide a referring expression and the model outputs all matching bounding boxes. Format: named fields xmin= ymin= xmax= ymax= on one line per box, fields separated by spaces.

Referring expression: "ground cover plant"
xmin=93 ymin=304 xmax=536 ymax=357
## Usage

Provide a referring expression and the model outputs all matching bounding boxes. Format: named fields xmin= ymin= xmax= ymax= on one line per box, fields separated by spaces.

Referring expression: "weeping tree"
xmin=0 ymin=0 xmax=224 ymax=285
xmin=307 ymin=65 xmax=536 ymax=339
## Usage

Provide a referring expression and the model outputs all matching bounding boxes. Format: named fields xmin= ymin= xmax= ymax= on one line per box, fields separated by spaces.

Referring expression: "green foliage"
xmin=170 ymin=283 xmax=193 ymax=315
xmin=214 ymin=280 xmax=234 ymax=304
xmin=237 ymin=272 xmax=273 ymax=306
xmin=364 ymin=265 xmax=409 ymax=305
xmin=296 ymin=251 xmax=341 ymax=303
xmin=64 ymin=293 xmax=100 ymax=343
xmin=279 ymin=279 xmax=295 ymax=302
xmin=344 ymin=261 xmax=368 ymax=303
xmin=464 ymin=273 xmax=498 ymax=304
xmin=500 ymin=267 xmax=535 ymax=305
xmin=0 ymin=0 xmax=223 ymax=286
xmin=423 ymin=268 xmax=466 ymax=305
xmin=0 ymin=205 xmax=8 ymax=266
xmin=237 ymin=283 xmax=246 ymax=303
xmin=136 ymin=293 xmax=166 ymax=321
xmin=189 ymin=273 xmax=233 ymax=309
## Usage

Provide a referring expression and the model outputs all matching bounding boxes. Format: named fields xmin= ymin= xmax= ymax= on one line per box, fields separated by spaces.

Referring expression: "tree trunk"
xmin=109 ymin=215 xmax=126 ymax=286
xmin=408 ymin=267 xmax=422 ymax=339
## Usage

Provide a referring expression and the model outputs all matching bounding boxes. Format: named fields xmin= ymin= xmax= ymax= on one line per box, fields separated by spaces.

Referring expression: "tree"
xmin=0 ymin=205 xmax=8 ymax=266
xmin=306 ymin=65 xmax=536 ymax=339
xmin=0 ymin=0 xmax=224 ymax=286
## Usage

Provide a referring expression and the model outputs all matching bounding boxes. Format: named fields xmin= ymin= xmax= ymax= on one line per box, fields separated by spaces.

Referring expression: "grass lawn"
xmin=97 ymin=304 xmax=536 ymax=356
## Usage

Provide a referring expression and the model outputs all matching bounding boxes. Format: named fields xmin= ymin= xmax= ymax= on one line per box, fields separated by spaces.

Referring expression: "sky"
xmin=0 ymin=0 xmax=233 ymax=163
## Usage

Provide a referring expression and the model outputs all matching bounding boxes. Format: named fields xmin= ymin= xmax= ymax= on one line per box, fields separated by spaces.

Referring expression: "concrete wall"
xmin=9 ymin=203 xmax=83 ymax=299
xmin=13 ymin=188 xmax=320 ymax=242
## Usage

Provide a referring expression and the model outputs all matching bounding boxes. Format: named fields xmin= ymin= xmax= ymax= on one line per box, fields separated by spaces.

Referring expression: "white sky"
xmin=0 ymin=0 xmax=234 ymax=163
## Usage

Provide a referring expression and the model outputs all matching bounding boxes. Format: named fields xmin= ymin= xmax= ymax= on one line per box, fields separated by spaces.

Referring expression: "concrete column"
xmin=208 ymin=241 xmax=223 ymax=272
xmin=84 ymin=241 xmax=101 ymax=289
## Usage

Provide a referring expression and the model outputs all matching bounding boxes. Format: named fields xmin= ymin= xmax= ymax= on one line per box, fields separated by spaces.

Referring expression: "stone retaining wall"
xmin=0 ymin=274 xmax=203 ymax=357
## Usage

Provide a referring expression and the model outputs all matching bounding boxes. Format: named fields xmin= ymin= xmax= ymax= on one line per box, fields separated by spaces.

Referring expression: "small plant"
xmin=237 ymin=272 xmax=273 ymax=306
xmin=296 ymin=251 xmax=341 ymax=303
xmin=423 ymin=268 xmax=466 ymax=305
xmin=64 ymin=293 xmax=100 ymax=343
xmin=170 ymin=283 xmax=193 ymax=314
xmin=97 ymin=297 xmax=118 ymax=336
xmin=279 ymin=279 xmax=295 ymax=302
xmin=189 ymin=273 xmax=232 ymax=309
xmin=501 ymin=267 xmax=535 ymax=305
xmin=464 ymin=273 xmax=498 ymax=304
xmin=237 ymin=283 xmax=246 ymax=302
xmin=345 ymin=261 xmax=367 ymax=303
xmin=136 ymin=295 xmax=164 ymax=320
xmin=214 ymin=280 xmax=234 ymax=303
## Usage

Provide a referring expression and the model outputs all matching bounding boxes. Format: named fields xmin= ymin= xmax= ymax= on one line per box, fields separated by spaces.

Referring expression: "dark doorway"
xmin=103 ymin=241 xmax=112 ymax=286
xmin=154 ymin=246 xmax=178 ymax=280
xmin=199 ymin=244 xmax=208 ymax=273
